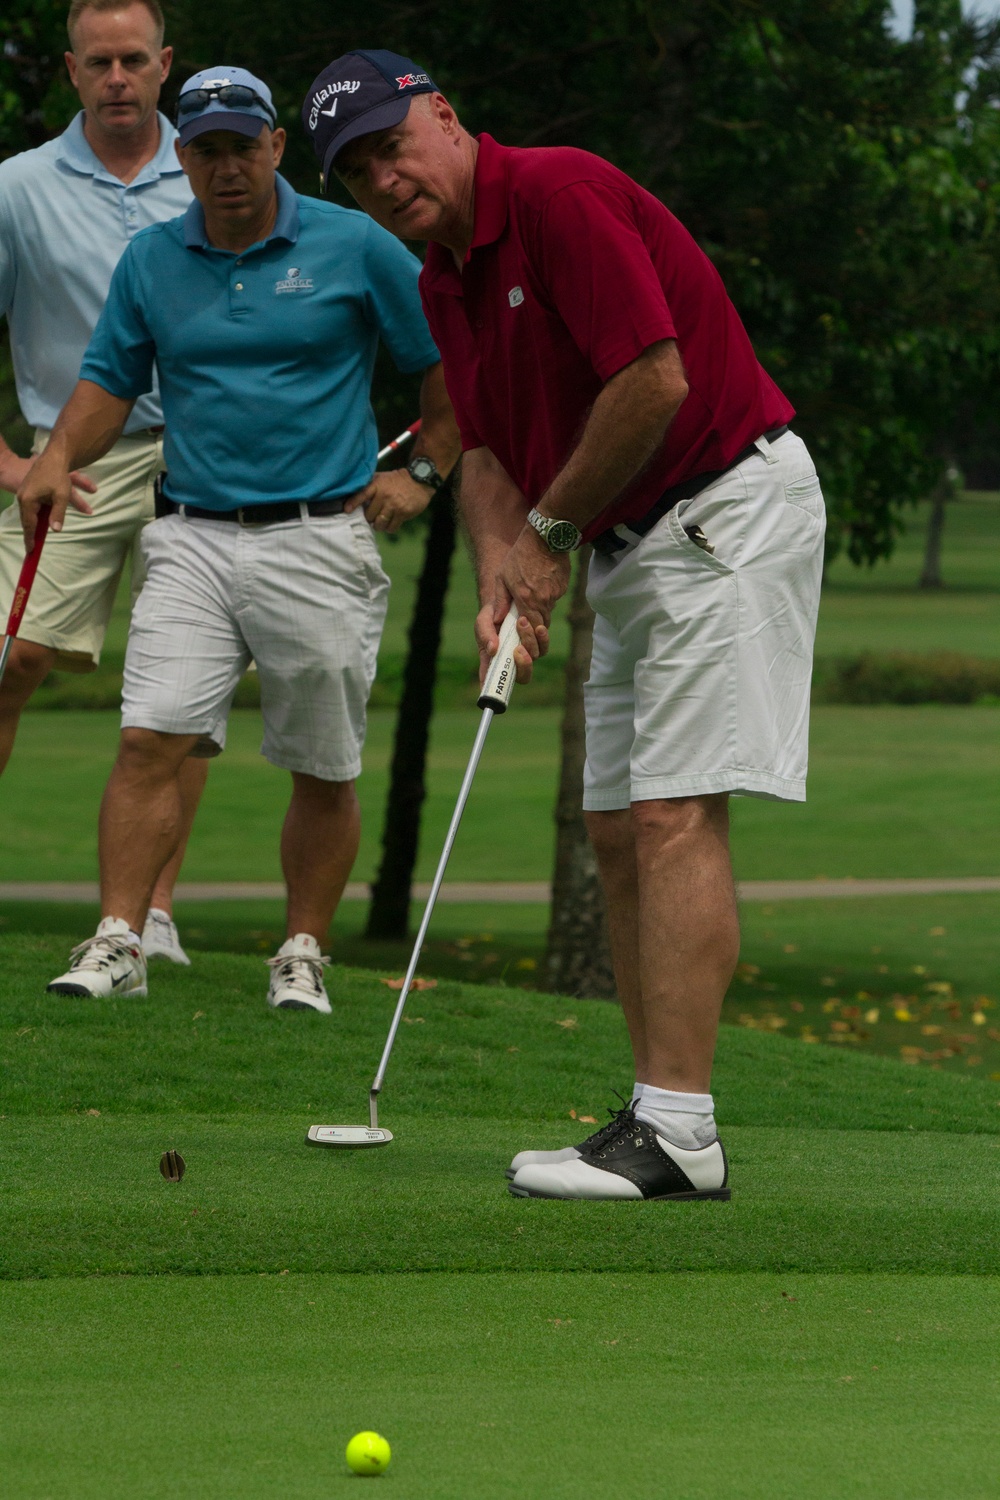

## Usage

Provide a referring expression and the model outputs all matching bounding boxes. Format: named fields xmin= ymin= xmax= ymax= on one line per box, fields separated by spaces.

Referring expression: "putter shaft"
xmin=369 ymin=706 xmax=496 ymax=1129
xmin=368 ymin=605 xmax=522 ymax=1130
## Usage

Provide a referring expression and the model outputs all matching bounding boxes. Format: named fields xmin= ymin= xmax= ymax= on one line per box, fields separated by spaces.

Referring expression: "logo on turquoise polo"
xmin=275 ymin=266 xmax=314 ymax=294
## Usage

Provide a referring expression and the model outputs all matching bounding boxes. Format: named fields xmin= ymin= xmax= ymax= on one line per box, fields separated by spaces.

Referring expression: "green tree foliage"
xmin=3 ymin=0 xmax=1000 ymax=561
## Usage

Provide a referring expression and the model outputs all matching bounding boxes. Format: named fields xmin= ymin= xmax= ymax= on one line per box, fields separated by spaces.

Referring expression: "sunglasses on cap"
xmin=176 ymin=84 xmax=277 ymax=125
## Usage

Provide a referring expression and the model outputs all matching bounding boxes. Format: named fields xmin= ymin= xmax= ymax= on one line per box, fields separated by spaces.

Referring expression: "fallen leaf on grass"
xmin=790 ymin=1000 xmax=804 ymax=1012
xmin=781 ymin=1291 xmax=797 ymax=1301
xmin=515 ymin=957 xmax=537 ymax=970
xmin=921 ymin=1025 xmax=943 ymax=1036
xmin=865 ymin=1008 xmax=880 ymax=1023
xmin=894 ymin=1007 xmax=914 ymax=1022
xmin=87 ymin=1108 xmax=100 ymax=1117
xmin=579 ymin=1115 xmax=597 ymax=1124
xmin=401 ymin=1017 xmax=425 ymax=1025
xmin=380 ymin=977 xmax=437 ymax=991
xmin=822 ymin=998 xmax=841 ymax=1013
xmin=783 ymin=944 xmax=798 ymax=953
xmin=929 ymin=927 xmax=946 ymax=937
xmin=555 ymin=1017 xmax=578 ymax=1030
xmin=972 ymin=1011 xmax=987 ymax=1026
xmin=192 ymin=1010 xmax=205 ymax=1021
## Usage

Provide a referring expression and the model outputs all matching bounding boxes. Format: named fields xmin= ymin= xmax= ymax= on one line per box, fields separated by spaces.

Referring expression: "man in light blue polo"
xmin=19 ymin=66 xmax=459 ymax=1014
xmin=0 ymin=0 xmax=204 ymax=964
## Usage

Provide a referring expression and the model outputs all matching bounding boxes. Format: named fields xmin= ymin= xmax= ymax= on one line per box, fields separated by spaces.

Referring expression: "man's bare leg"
xmin=99 ymin=727 xmax=200 ymax=931
xmin=148 ymin=755 xmax=210 ymax=915
xmin=0 ymin=639 xmax=56 ymax=774
xmin=587 ymin=793 xmax=740 ymax=1092
xmin=281 ymin=772 xmax=361 ymax=943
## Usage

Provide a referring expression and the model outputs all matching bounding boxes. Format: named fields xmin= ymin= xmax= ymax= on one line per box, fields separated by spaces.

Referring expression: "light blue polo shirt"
xmin=81 ymin=175 xmax=439 ymax=510
xmin=0 ymin=111 xmax=191 ymax=433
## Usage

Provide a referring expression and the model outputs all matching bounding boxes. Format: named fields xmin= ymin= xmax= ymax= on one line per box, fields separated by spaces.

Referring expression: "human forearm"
xmin=536 ymin=339 xmax=688 ymax=527
xmin=41 ymin=381 xmax=133 ymax=471
xmin=413 ymin=362 xmax=461 ymax=478
xmin=457 ymin=447 xmax=531 ymax=604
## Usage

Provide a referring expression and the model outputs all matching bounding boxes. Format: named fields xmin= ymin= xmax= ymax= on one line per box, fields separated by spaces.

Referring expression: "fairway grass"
xmin=2 ymin=703 xmax=998 ymax=882
xmin=3 ymin=1272 xmax=999 ymax=1499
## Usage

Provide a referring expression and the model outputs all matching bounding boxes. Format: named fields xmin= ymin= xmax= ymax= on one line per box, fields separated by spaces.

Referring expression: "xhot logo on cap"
xmin=301 ymin=49 xmax=438 ymax=191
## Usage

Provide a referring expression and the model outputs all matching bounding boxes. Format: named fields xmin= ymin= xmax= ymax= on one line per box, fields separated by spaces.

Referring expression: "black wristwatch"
xmin=407 ymin=454 xmax=444 ymax=492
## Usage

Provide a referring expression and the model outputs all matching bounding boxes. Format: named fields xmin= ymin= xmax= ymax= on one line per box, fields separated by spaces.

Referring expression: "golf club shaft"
xmin=368 ymin=605 xmax=523 ymax=1129
xmin=0 ymin=504 xmax=51 ymax=688
xmin=377 ymin=420 xmax=421 ymax=465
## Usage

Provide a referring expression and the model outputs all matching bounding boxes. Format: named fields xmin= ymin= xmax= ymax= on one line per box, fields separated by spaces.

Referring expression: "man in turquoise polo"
xmin=19 ymin=66 xmax=458 ymax=1013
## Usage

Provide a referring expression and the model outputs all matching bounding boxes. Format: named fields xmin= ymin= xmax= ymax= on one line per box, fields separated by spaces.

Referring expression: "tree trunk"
xmin=544 ymin=547 xmax=617 ymax=999
xmin=365 ymin=482 xmax=457 ymax=939
xmin=919 ymin=473 xmax=952 ymax=589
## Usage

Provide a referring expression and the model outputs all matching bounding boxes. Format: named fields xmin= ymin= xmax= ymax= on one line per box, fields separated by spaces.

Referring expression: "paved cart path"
xmin=1 ymin=877 xmax=998 ymax=903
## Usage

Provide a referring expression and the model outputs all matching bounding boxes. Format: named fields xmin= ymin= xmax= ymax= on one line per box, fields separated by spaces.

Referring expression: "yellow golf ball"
xmin=345 ymin=1431 xmax=391 ymax=1476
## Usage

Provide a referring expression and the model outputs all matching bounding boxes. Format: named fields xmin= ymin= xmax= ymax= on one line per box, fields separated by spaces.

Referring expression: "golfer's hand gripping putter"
xmin=477 ymin=606 xmax=521 ymax=713
xmin=306 ymin=605 xmax=522 ymax=1150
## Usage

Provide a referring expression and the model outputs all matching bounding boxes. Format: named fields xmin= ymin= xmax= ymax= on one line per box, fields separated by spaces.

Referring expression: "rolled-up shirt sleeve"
xmin=532 ymin=181 xmax=677 ymax=383
xmin=78 ymin=242 xmax=156 ymax=399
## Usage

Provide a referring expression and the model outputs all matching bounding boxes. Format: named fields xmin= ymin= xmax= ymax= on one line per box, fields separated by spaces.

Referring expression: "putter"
xmin=0 ymin=504 xmax=50 ymax=687
xmin=306 ymin=604 xmax=522 ymax=1149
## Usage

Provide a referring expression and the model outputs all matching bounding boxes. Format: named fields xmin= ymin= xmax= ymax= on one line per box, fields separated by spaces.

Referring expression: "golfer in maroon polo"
xmin=303 ymin=51 xmax=826 ymax=1202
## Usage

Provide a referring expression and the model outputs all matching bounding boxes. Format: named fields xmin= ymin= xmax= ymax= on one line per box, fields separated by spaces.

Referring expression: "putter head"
xmin=305 ymin=1124 xmax=393 ymax=1149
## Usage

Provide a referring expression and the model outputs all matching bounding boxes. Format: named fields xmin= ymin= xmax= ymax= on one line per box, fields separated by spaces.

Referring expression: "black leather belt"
xmin=592 ymin=425 xmax=790 ymax=556
xmin=162 ymin=496 xmax=349 ymax=527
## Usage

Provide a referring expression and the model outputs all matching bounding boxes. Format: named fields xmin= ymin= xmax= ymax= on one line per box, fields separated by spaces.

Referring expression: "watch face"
xmin=546 ymin=519 xmax=580 ymax=552
xmin=409 ymin=457 xmax=436 ymax=483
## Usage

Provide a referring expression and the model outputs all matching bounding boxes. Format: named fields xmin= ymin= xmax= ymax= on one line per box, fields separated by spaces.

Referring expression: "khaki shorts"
xmin=0 ymin=429 xmax=164 ymax=672
xmin=583 ymin=431 xmax=826 ymax=808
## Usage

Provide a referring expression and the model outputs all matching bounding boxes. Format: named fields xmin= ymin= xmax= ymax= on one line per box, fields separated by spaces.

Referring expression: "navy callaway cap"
xmin=301 ymin=49 xmax=438 ymax=191
xmin=177 ymin=66 xmax=277 ymax=146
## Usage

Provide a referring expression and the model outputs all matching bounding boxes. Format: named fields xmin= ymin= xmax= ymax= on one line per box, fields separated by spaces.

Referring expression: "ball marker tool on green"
xmin=306 ymin=605 xmax=522 ymax=1151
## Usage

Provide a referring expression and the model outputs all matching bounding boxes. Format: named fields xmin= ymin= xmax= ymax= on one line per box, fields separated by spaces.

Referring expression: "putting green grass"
xmin=2 ymin=934 xmax=999 ymax=1279
xmin=2 ymin=702 xmax=998 ymax=883
xmin=3 ymin=931 xmax=1000 ymax=1496
xmin=2 ymin=1273 xmax=998 ymax=1500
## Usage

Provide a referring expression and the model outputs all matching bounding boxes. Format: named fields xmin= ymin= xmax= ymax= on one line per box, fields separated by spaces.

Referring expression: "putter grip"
xmin=477 ymin=606 xmax=520 ymax=714
xmin=4 ymin=505 xmax=50 ymax=636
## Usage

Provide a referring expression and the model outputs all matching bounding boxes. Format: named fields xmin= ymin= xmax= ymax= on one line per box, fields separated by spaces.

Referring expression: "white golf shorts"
xmin=583 ymin=430 xmax=825 ymax=809
xmin=122 ymin=509 xmax=390 ymax=781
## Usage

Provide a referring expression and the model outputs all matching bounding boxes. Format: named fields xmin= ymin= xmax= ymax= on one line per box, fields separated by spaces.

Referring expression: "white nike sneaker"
xmin=142 ymin=907 xmax=192 ymax=966
xmin=47 ymin=917 xmax=148 ymax=999
xmin=266 ymin=934 xmax=332 ymax=1014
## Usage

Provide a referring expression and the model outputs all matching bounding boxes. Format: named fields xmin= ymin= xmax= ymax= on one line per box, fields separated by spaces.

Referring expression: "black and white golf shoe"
xmin=508 ymin=1108 xmax=730 ymax=1201
xmin=506 ymin=1096 xmax=637 ymax=1181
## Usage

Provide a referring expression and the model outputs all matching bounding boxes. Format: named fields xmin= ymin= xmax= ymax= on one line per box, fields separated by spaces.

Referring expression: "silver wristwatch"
xmin=407 ymin=454 xmax=444 ymax=492
xmin=526 ymin=507 xmax=582 ymax=553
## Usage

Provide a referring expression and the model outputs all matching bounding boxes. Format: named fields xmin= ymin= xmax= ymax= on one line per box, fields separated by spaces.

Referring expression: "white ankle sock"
xmin=635 ymin=1086 xmax=717 ymax=1149
xmin=631 ymin=1082 xmax=645 ymax=1107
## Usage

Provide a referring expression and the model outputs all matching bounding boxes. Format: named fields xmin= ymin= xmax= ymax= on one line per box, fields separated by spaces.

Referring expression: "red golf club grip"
xmin=5 ymin=505 xmax=51 ymax=637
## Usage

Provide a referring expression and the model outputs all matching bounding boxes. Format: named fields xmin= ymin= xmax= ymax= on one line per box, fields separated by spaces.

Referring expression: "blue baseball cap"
xmin=301 ymin=49 xmax=439 ymax=191
xmin=176 ymin=66 xmax=277 ymax=147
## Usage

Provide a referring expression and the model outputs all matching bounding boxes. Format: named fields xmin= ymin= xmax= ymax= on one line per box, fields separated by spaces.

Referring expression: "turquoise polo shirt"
xmin=80 ymin=174 xmax=439 ymax=509
xmin=0 ymin=112 xmax=190 ymax=432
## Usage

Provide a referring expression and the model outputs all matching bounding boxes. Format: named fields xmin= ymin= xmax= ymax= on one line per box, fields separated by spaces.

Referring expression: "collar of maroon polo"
xmin=467 ymin=133 xmax=509 ymax=250
xmin=423 ymin=132 xmax=509 ymax=290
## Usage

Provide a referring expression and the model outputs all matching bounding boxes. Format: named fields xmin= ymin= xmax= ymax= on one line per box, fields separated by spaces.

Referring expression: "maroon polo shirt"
xmin=419 ymin=134 xmax=794 ymax=539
